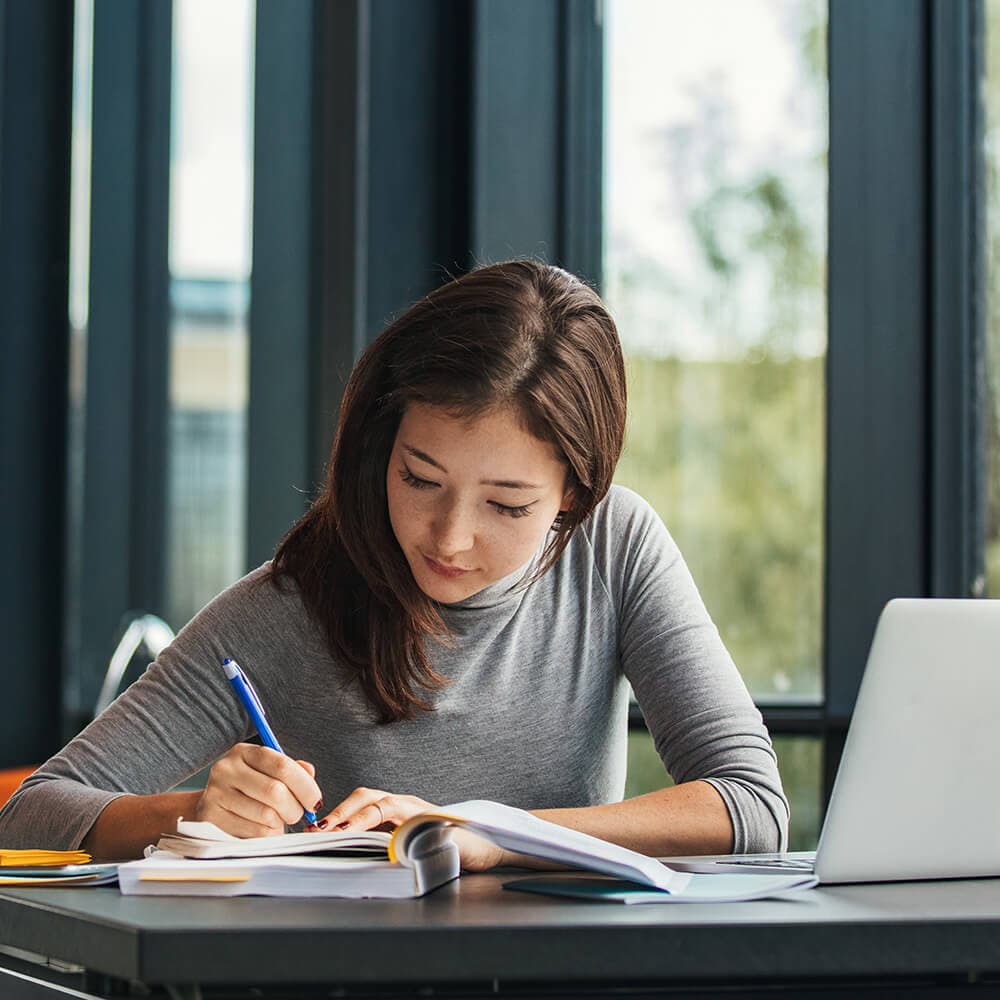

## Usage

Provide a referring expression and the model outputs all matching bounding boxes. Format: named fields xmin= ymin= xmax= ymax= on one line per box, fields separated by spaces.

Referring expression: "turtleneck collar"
xmin=436 ymin=536 xmax=551 ymax=612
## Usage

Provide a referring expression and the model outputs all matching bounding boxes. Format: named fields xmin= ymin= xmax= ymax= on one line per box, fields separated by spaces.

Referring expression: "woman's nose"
xmin=431 ymin=501 xmax=475 ymax=555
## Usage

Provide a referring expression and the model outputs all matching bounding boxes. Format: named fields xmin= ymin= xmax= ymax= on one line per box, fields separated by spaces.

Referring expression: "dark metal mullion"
xmin=559 ymin=0 xmax=604 ymax=287
xmin=929 ymin=0 xmax=985 ymax=600
xmin=468 ymin=0 xmax=489 ymax=261
xmin=247 ymin=0 xmax=320 ymax=568
xmin=129 ymin=0 xmax=172 ymax=616
xmin=313 ymin=0 xmax=370 ymax=479
xmin=825 ymin=1 xmax=929 ymax=803
xmin=629 ymin=704 xmax=827 ymax=734
xmin=468 ymin=0 xmax=561 ymax=264
xmin=0 ymin=0 xmax=74 ymax=764
xmin=364 ymin=1 xmax=471 ymax=340
xmin=74 ymin=1 xmax=172 ymax=728
xmin=0 ymin=3 xmax=5 ymax=182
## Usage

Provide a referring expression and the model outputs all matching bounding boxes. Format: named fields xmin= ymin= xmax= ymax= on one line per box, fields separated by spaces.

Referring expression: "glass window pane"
xmin=604 ymin=0 xmax=827 ymax=703
xmin=626 ymin=729 xmax=821 ymax=851
xmin=166 ymin=0 xmax=254 ymax=628
xmin=984 ymin=0 xmax=1000 ymax=594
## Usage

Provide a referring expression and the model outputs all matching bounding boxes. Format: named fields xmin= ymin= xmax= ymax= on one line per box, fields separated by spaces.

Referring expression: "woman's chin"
xmin=413 ymin=567 xmax=483 ymax=604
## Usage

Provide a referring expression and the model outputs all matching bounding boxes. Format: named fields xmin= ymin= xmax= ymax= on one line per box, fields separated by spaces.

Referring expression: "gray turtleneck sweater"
xmin=0 ymin=485 xmax=789 ymax=853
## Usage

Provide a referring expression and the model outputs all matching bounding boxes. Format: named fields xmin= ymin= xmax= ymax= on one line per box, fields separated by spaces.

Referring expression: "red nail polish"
xmin=316 ymin=819 xmax=329 ymax=829
xmin=335 ymin=821 xmax=349 ymax=830
xmin=313 ymin=800 xmax=324 ymax=813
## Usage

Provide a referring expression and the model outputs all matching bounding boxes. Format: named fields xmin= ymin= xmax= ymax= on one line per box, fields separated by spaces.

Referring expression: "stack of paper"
xmin=0 ymin=864 xmax=119 ymax=887
xmin=118 ymin=853 xmax=449 ymax=898
xmin=0 ymin=849 xmax=119 ymax=886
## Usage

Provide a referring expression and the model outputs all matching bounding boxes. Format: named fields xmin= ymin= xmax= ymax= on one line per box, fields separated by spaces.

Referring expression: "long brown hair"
xmin=270 ymin=260 xmax=627 ymax=722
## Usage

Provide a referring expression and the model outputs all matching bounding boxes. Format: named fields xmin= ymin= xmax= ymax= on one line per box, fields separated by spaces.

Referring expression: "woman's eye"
xmin=490 ymin=501 xmax=534 ymax=519
xmin=400 ymin=468 xmax=437 ymax=490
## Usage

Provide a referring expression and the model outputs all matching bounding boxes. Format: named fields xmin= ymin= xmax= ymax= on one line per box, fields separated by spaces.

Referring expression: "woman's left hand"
xmin=311 ymin=786 xmax=503 ymax=872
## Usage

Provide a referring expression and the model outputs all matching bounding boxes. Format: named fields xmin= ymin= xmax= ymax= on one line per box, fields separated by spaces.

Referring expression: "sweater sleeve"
xmin=598 ymin=487 xmax=790 ymax=852
xmin=0 ymin=569 xmax=278 ymax=851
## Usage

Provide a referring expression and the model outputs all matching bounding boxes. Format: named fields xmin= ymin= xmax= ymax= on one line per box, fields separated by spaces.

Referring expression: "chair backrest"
xmin=0 ymin=613 xmax=177 ymax=812
xmin=93 ymin=612 xmax=176 ymax=718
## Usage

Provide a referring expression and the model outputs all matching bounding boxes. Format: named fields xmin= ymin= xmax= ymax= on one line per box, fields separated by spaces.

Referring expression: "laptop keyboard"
xmin=727 ymin=856 xmax=815 ymax=871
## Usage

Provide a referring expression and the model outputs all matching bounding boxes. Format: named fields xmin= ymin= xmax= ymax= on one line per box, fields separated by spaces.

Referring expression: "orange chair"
xmin=0 ymin=766 xmax=37 ymax=809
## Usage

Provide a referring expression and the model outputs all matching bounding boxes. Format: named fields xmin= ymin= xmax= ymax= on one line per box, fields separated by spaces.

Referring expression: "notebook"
xmin=660 ymin=598 xmax=1000 ymax=884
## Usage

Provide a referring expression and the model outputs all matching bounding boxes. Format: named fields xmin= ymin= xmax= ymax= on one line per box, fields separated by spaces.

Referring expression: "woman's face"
xmin=386 ymin=403 xmax=572 ymax=603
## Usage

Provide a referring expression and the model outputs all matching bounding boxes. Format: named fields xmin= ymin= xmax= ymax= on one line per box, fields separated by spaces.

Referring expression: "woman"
xmin=0 ymin=260 xmax=788 ymax=865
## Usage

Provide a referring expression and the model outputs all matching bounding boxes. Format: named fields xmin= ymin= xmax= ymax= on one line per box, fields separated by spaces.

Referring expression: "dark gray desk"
xmin=1 ymin=874 xmax=1000 ymax=998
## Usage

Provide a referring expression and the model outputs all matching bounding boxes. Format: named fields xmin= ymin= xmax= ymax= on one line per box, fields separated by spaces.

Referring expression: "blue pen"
xmin=221 ymin=657 xmax=318 ymax=825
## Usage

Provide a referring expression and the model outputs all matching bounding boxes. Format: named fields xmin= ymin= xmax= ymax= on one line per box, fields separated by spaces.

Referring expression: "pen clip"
xmin=236 ymin=664 xmax=268 ymax=720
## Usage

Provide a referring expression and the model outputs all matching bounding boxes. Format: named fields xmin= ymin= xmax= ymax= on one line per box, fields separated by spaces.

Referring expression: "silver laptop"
xmin=660 ymin=599 xmax=1000 ymax=884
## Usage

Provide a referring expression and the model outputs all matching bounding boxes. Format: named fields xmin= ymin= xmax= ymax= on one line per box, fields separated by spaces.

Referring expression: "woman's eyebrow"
xmin=481 ymin=477 xmax=542 ymax=490
xmin=403 ymin=444 xmax=447 ymax=471
xmin=402 ymin=444 xmax=541 ymax=490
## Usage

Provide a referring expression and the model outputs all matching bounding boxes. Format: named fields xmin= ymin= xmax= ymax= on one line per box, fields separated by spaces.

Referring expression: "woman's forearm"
xmin=81 ymin=791 xmax=202 ymax=861
xmin=495 ymin=780 xmax=733 ymax=869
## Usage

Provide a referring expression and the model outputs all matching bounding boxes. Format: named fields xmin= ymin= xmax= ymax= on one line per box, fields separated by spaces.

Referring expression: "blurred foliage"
xmin=609 ymin=0 xmax=826 ymax=841
xmin=610 ymin=2 xmax=826 ymax=697
xmin=617 ymin=353 xmax=824 ymax=698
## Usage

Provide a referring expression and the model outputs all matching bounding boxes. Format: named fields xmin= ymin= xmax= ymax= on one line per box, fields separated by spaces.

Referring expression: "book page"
xmin=154 ymin=818 xmax=391 ymax=859
xmin=391 ymin=800 xmax=690 ymax=893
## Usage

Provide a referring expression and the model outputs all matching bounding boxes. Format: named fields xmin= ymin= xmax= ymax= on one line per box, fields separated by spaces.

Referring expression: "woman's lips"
xmin=424 ymin=555 xmax=473 ymax=578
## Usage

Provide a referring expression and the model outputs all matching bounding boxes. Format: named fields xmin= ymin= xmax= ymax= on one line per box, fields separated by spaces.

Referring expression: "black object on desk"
xmin=1 ymin=874 xmax=1000 ymax=997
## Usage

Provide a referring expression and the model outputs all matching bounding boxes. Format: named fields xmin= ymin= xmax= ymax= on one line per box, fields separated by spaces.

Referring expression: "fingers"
xmin=202 ymin=793 xmax=286 ymax=839
xmin=317 ymin=788 xmax=433 ymax=832
xmin=196 ymin=744 xmax=323 ymax=836
xmin=295 ymin=759 xmax=321 ymax=818
xmin=242 ymin=745 xmax=323 ymax=821
xmin=313 ymin=789 xmax=503 ymax=871
xmin=316 ymin=786 xmax=387 ymax=830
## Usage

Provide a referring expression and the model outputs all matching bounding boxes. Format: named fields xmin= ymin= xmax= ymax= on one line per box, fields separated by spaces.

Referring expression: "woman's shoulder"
xmin=207 ymin=561 xmax=299 ymax=609
xmin=582 ymin=483 xmax=668 ymax=544
xmin=176 ymin=562 xmax=311 ymax=650
xmin=571 ymin=484 xmax=679 ymax=591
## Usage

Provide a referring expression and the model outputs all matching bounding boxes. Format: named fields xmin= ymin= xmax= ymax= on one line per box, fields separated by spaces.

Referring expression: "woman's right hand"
xmin=192 ymin=743 xmax=323 ymax=838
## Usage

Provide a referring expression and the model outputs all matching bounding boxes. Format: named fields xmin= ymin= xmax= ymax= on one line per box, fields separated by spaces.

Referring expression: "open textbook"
xmin=153 ymin=820 xmax=391 ymax=859
xmin=118 ymin=800 xmax=815 ymax=901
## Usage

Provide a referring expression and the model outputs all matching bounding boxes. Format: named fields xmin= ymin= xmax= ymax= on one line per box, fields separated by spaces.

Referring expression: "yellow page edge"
xmin=139 ymin=874 xmax=251 ymax=883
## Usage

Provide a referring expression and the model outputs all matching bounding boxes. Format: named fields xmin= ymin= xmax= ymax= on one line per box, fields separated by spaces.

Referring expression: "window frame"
xmin=69 ymin=0 xmax=172 ymax=735
xmin=614 ymin=0 xmax=986 ymax=811
xmin=2 ymin=0 xmax=985 ymax=789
